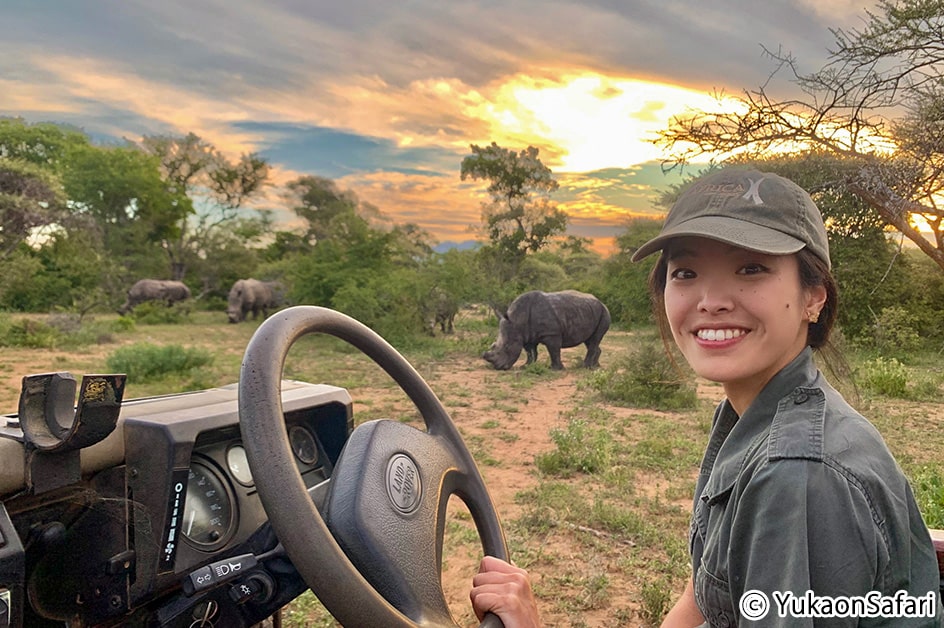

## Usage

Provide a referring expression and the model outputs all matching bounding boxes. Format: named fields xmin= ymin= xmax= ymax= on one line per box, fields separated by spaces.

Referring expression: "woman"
xmin=470 ymin=167 xmax=943 ymax=627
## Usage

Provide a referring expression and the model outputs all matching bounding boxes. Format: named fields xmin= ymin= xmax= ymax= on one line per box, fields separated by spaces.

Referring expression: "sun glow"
xmin=463 ymin=71 xmax=746 ymax=173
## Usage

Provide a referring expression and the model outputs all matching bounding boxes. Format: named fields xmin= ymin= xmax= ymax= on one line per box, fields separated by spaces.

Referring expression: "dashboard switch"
xmin=182 ymin=553 xmax=258 ymax=595
xmin=228 ymin=577 xmax=262 ymax=604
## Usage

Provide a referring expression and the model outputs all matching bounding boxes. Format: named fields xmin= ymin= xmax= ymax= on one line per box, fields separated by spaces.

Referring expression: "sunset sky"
xmin=0 ymin=1 xmax=876 ymax=255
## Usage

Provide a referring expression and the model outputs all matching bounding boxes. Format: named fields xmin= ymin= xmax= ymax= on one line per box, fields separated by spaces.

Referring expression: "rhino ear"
xmin=488 ymin=302 xmax=507 ymax=320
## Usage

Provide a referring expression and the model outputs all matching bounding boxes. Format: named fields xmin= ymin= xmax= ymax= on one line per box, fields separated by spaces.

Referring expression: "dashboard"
xmin=0 ymin=378 xmax=353 ymax=628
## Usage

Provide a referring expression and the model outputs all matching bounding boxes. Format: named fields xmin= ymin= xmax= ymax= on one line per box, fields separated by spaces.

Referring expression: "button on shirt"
xmin=689 ymin=348 xmax=943 ymax=627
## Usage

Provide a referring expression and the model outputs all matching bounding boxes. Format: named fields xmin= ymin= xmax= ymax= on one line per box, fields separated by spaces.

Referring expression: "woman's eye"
xmin=738 ymin=263 xmax=769 ymax=275
xmin=670 ymin=268 xmax=696 ymax=280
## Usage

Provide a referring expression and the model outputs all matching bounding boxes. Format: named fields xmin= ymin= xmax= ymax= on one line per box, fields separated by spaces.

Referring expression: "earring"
xmin=808 ymin=310 xmax=820 ymax=324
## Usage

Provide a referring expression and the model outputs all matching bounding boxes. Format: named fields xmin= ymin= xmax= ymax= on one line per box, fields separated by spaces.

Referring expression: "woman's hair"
xmin=646 ymin=246 xmax=847 ymax=377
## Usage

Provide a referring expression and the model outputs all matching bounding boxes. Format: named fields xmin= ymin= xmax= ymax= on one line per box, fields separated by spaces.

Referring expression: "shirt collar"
xmin=700 ymin=347 xmax=819 ymax=503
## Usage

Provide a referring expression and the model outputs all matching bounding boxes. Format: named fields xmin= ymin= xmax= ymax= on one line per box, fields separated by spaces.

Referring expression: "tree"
xmin=0 ymin=118 xmax=89 ymax=169
xmin=141 ymin=133 xmax=270 ymax=280
xmin=0 ymin=159 xmax=68 ymax=259
xmin=283 ymin=175 xmax=362 ymax=246
xmin=460 ymin=142 xmax=568 ymax=265
xmin=61 ymin=143 xmax=185 ymax=267
xmin=186 ymin=214 xmax=275 ymax=300
xmin=596 ymin=218 xmax=664 ymax=327
xmin=656 ymin=0 xmax=944 ymax=272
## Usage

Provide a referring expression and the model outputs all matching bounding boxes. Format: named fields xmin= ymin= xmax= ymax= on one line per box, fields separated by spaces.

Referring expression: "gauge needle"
xmin=186 ymin=509 xmax=195 ymax=536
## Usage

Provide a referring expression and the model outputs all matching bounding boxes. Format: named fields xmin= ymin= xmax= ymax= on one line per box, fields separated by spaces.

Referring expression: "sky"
xmin=0 ymin=0 xmax=877 ymax=255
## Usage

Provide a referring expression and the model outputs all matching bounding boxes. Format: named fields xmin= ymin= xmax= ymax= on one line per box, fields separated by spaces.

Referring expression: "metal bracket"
xmin=18 ymin=373 xmax=126 ymax=494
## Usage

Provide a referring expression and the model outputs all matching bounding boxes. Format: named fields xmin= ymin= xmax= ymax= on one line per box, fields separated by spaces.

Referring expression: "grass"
xmin=0 ymin=309 xmax=940 ymax=626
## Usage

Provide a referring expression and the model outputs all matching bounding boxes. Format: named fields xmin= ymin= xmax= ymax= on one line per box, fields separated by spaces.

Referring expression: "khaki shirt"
xmin=690 ymin=348 xmax=943 ymax=627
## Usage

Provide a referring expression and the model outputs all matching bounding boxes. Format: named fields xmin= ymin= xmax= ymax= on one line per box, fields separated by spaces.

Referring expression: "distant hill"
xmin=433 ymin=240 xmax=480 ymax=253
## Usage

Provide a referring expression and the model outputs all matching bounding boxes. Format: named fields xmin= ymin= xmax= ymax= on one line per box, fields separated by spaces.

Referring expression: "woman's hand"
xmin=470 ymin=555 xmax=542 ymax=628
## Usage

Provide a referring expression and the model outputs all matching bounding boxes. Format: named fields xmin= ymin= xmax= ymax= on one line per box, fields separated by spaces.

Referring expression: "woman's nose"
xmin=697 ymin=281 xmax=734 ymax=313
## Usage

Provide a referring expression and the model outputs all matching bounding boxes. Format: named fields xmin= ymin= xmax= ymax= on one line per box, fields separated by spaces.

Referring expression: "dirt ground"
xmin=434 ymin=357 xmax=597 ymax=624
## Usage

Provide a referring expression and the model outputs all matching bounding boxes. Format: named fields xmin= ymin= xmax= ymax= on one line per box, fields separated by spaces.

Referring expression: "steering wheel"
xmin=238 ymin=306 xmax=508 ymax=627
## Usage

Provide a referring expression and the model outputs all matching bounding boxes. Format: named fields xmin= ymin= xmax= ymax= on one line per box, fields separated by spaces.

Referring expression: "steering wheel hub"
xmin=386 ymin=453 xmax=422 ymax=514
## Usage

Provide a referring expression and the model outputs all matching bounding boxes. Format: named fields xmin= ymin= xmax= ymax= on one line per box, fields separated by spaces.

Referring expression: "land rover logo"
xmin=386 ymin=453 xmax=421 ymax=514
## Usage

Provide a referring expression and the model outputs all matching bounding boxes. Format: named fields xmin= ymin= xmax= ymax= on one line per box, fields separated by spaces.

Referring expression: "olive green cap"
xmin=632 ymin=168 xmax=831 ymax=269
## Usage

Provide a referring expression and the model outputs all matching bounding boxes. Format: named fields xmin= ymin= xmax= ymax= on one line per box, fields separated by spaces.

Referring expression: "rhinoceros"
xmin=483 ymin=290 xmax=610 ymax=370
xmin=226 ymin=278 xmax=283 ymax=323
xmin=118 ymin=279 xmax=191 ymax=314
xmin=425 ymin=286 xmax=459 ymax=336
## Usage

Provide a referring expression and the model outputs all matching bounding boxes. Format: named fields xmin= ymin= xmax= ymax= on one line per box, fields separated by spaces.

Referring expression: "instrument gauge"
xmin=289 ymin=425 xmax=319 ymax=465
xmin=226 ymin=444 xmax=254 ymax=486
xmin=182 ymin=458 xmax=236 ymax=550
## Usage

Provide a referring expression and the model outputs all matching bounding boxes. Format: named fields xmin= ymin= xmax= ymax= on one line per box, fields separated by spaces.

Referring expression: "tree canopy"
xmin=656 ymin=0 xmax=944 ymax=272
xmin=460 ymin=142 xmax=568 ymax=261
xmin=141 ymin=133 xmax=270 ymax=280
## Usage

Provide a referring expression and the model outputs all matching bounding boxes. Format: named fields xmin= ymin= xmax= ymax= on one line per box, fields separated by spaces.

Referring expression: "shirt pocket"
xmin=694 ymin=482 xmax=737 ymax=626
xmin=694 ymin=563 xmax=737 ymax=628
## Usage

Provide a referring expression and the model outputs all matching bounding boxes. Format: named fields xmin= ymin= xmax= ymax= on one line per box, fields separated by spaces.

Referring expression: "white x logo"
xmin=742 ymin=177 xmax=765 ymax=205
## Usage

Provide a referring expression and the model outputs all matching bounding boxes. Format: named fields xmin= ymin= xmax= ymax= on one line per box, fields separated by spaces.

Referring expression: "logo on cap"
xmin=742 ymin=177 xmax=765 ymax=205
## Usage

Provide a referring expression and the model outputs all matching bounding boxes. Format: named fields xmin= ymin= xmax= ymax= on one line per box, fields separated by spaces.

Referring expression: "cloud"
xmin=0 ymin=0 xmax=873 ymax=253
xmin=237 ymin=122 xmax=461 ymax=178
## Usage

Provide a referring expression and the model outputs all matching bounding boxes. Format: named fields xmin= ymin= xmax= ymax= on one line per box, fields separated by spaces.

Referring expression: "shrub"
xmin=872 ymin=306 xmax=921 ymax=356
xmin=105 ymin=343 xmax=213 ymax=382
xmin=330 ymin=271 xmax=432 ymax=345
xmin=640 ymin=578 xmax=674 ymax=627
xmin=859 ymin=356 xmax=908 ymax=397
xmin=912 ymin=466 xmax=944 ymax=529
xmin=583 ymin=342 xmax=698 ymax=411
xmin=0 ymin=317 xmax=61 ymax=348
xmin=535 ymin=410 xmax=615 ymax=476
xmin=112 ymin=316 xmax=137 ymax=332
xmin=127 ymin=301 xmax=191 ymax=325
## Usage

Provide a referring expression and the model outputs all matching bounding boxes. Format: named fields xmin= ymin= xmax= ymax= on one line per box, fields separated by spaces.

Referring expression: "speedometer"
xmin=182 ymin=458 xmax=236 ymax=550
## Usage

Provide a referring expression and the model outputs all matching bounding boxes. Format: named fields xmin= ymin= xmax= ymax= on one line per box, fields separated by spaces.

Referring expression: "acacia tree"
xmin=656 ymin=0 xmax=944 ymax=271
xmin=460 ymin=142 xmax=567 ymax=263
xmin=142 ymin=133 xmax=270 ymax=280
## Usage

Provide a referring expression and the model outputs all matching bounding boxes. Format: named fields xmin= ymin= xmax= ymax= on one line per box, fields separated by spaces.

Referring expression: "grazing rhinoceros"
xmin=425 ymin=286 xmax=459 ymax=336
xmin=118 ymin=279 xmax=191 ymax=314
xmin=483 ymin=290 xmax=610 ymax=370
xmin=226 ymin=278 xmax=283 ymax=323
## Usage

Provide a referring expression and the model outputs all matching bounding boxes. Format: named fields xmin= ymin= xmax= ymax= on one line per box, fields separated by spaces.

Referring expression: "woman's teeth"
xmin=696 ymin=328 xmax=745 ymax=341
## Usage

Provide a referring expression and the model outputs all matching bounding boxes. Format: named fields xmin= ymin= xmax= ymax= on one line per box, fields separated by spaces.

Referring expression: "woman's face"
xmin=662 ymin=237 xmax=826 ymax=410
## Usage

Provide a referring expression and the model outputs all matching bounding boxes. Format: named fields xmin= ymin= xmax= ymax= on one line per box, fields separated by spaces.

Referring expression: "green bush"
xmin=594 ymin=220 xmax=663 ymax=329
xmin=583 ymin=342 xmax=698 ymax=411
xmin=112 ymin=316 xmax=137 ymax=332
xmin=105 ymin=343 xmax=213 ymax=382
xmin=126 ymin=301 xmax=191 ymax=325
xmin=0 ymin=317 xmax=62 ymax=348
xmin=640 ymin=578 xmax=674 ymax=627
xmin=330 ymin=274 xmax=428 ymax=345
xmin=912 ymin=466 xmax=944 ymax=529
xmin=872 ymin=306 xmax=921 ymax=356
xmin=535 ymin=410 xmax=615 ymax=476
xmin=859 ymin=356 xmax=908 ymax=397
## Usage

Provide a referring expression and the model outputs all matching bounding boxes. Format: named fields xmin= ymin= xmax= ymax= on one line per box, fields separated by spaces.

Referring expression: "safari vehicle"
xmin=0 ymin=307 xmax=508 ymax=627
